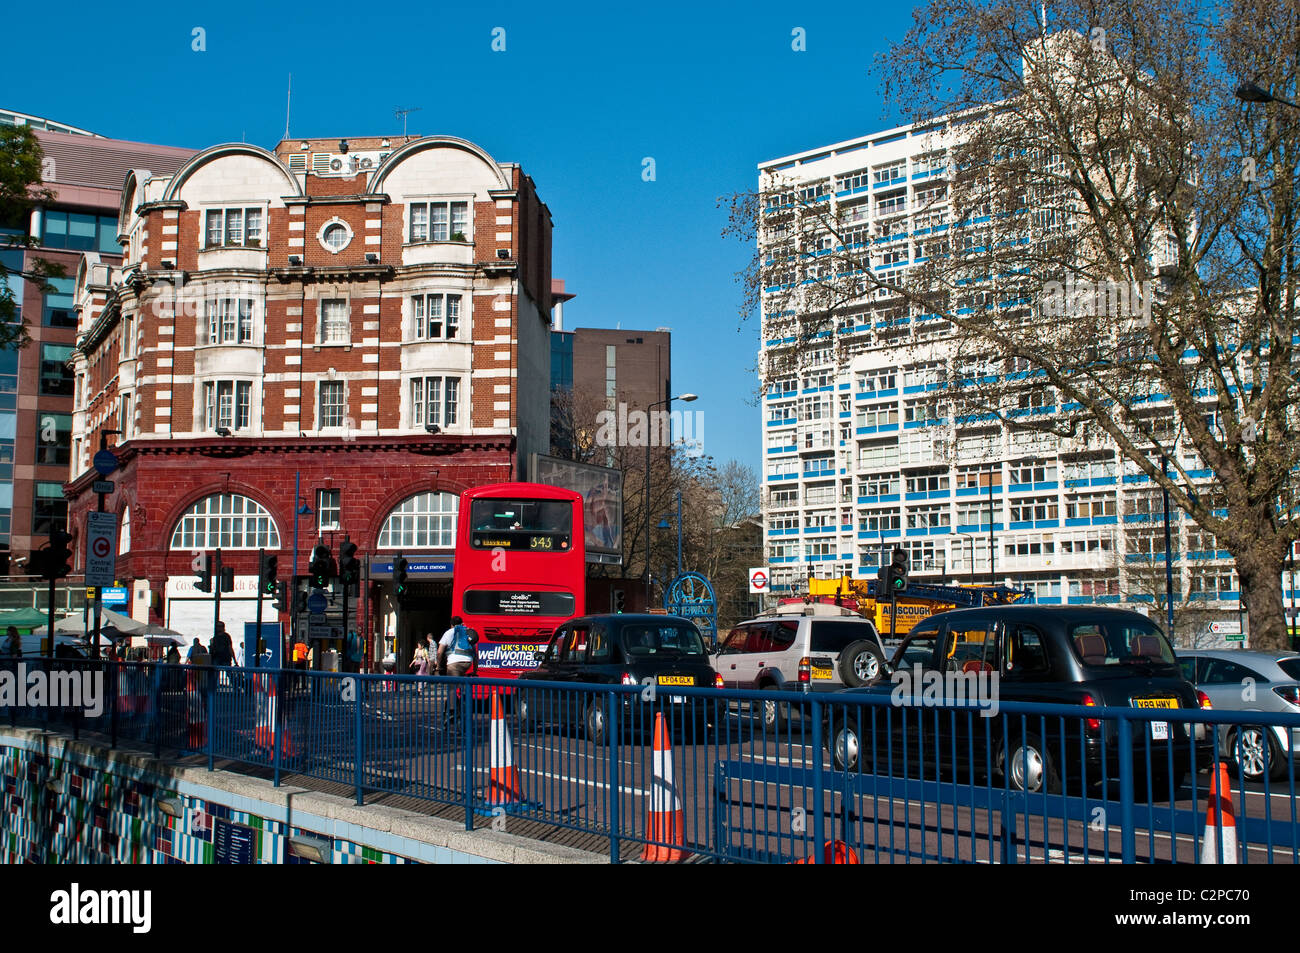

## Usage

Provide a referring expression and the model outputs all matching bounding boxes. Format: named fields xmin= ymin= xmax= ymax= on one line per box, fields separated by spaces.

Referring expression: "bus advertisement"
xmin=451 ymin=482 xmax=586 ymax=679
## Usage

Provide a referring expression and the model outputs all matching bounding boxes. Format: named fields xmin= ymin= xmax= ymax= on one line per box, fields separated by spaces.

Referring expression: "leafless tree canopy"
xmin=725 ymin=0 xmax=1300 ymax=648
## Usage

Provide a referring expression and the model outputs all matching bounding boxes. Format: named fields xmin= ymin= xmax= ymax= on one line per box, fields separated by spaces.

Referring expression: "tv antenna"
xmin=395 ymin=106 xmax=422 ymax=140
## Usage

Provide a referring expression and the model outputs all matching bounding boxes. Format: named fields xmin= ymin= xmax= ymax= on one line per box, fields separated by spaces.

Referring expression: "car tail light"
xmin=798 ymin=656 xmax=811 ymax=684
xmin=1197 ymin=690 xmax=1213 ymax=709
xmin=714 ymin=672 xmax=724 ymax=689
xmin=1082 ymin=693 xmax=1100 ymax=731
xmin=621 ymin=672 xmax=635 ymax=686
xmin=1273 ymin=685 xmax=1300 ymax=708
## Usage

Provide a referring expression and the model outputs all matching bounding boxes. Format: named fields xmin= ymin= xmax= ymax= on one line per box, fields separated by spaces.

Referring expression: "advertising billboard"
xmin=529 ymin=453 xmax=623 ymax=564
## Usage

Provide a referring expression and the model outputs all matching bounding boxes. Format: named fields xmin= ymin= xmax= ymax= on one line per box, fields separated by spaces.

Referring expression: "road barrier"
xmin=6 ymin=658 xmax=1300 ymax=863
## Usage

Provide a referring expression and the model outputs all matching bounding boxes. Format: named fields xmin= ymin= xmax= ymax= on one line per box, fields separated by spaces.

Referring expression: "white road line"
xmin=527 ymin=769 xmax=649 ymax=797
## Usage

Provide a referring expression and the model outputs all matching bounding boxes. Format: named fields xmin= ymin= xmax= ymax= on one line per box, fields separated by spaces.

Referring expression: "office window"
xmin=318 ymin=381 xmax=345 ymax=428
xmin=118 ymin=393 xmax=132 ymax=437
xmin=32 ymin=482 xmax=67 ymax=535
xmin=39 ymin=344 xmax=74 ymax=396
xmin=411 ymin=293 xmax=461 ymax=340
xmin=410 ymin=376 xmax=460 ymax=428
xmin=202 ymin=380 xmax=252 ymax=431
xmin=42 ymin=277 xmax=77 ymax=328
xmin=317 ymin=489 xmax=341 ymax=531
xmin=376 ymin=491 xmax=459 ymax=549
xmin=169 ymin=493 xmax=280 ymax=549
xmin=409 ymin=200 xmax=469 ymax=242
xmin=320 ymin=299 xmax=349 ymax=343
xmin=203 ymin=207 xmax=263 ymax=247
xmin=35 ymin=412 xmax=71 ymax=466
xmin=41 ymin=210 xmax=118 ymax=253
xmin=203 ymin=298 xmax=254 ymax=344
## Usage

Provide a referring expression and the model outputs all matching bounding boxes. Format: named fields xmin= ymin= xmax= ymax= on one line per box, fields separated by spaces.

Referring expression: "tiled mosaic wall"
xmin=0 ymin=741 xmax=416 ymax=864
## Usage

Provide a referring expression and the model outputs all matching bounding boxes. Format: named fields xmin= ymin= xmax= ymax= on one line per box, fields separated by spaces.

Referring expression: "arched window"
xmin=170 ymin=493 xmax=280 ymax=550
xmin=120 ymin=506 xmax=131 ymax=554
xmin=377 ymin=492 xmax=458 ymax=549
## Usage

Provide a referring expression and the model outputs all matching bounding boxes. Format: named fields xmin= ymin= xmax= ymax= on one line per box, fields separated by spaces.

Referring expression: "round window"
xmin=323 ymin=223 xmax=349 ymax=250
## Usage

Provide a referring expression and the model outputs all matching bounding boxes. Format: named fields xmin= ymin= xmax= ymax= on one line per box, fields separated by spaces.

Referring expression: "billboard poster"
xmin=529 ymin=453 xmax=623 ymax=563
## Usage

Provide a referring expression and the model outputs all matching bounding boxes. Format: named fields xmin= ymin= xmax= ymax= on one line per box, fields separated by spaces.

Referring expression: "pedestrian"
xmin=211 ymin=622 xmax=235 ymax=666
xmin=236 ymin=640 xmax=246 ymax=667
xmin=345 ymin=630 xmax=363 ymax=674
xmin=165 ymin=644 xmax=181 ymax=665
xmin=4 ymin=626 xmax=21 ymax=658
xmin=187 ymin=638 xmax=210 ymax=666
xmin=409 ymin=638 xmax=430 ymax=692
xmin=437 ymin=617 xmax=476 ymax=678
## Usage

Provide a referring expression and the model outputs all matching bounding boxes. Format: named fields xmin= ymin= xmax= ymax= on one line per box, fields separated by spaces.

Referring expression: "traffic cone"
xmin=253 ymin=673 xmax=296 ymax=757
xmin=793 ymin=840 xmax=861 ymax=864
xmin=487 ymin=689 xmax=523 ymax=804
xmin=643 ymin=712 xmax=688 ymax=862
xmin=185 ymin=670 xmax=206 ymax=748
xmin=1200 ymin=762 xmax=1238 ymax=864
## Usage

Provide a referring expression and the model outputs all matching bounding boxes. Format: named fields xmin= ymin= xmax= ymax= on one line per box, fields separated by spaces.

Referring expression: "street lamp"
xmin=1236 ymin=82 xmax=1300 ymax=110
xmin=644 ymin=394 xmax=697 ymax=606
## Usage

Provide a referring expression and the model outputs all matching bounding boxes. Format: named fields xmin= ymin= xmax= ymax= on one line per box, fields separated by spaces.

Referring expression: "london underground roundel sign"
xmin=749 ymin=568 xmax=770 ymax=594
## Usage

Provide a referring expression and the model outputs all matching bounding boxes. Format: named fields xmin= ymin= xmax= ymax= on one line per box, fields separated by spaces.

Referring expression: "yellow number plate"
xmin=1133 ymin=698 xmax=1178 ymax=709
xmin=811 ymin=666 xmax=834 ymax=680
xmin=657 ymin=675 xmax=693 ymax=686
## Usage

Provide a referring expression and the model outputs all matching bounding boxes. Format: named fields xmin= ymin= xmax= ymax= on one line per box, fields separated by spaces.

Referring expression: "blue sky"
xmin=7 ymin=0 xmax=919 ymax=473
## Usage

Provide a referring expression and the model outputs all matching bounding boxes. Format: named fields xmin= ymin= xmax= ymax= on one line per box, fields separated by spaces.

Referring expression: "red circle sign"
xmin=92 ymin=537 xmax=111 ymax=558
xmin=750 ymin=570 xmax=768 ymax=589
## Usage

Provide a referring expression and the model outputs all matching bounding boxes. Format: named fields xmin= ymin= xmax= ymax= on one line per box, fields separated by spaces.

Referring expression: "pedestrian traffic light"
xmin=339 ymin=541 xmax=360 ymax=595
xmin=259 ymin=552 xmax=278 ymax=595
xmin=393 ymin=553 xmax=409 ymax=601
xmin=272 ymin=581 xmax=289 ymax=612
xmin=309 ymin=544 xmax=334 ymax=589
xmin=44 ymin=530 xmax=73 ymax=580
xmin=195 ymin=553 xmax=213 ymax=592
xmin=220 ymin=565 xmax=235 ymax=592
xmin=612 ymin=588 xmax=626 ymax=613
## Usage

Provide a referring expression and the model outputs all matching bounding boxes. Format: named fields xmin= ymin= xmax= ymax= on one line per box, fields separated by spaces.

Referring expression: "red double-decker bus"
xmin=451 ymin=482 xmax=585 ymax=679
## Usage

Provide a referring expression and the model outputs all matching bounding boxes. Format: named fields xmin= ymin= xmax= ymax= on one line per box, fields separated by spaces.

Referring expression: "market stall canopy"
xmin=0 ymin=607 xmax=57 ymax=630
xmin=53 ymin=608 xmax=147 ymax=634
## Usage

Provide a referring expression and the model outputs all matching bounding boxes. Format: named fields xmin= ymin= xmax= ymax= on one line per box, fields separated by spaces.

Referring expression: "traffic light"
xmin=43 ymin=531 xmax=73 ymax=580
xmin=339 ymin=541 xmax=360 ymax=595
xmin=885 ymin=548 xmax=909 ymax=595
xmin=393 ymin=553 xmax=409 ymax=601
xmin=611 ymin=588 xmax=626 ymax=613
xmin=309 ymin=544 xmax=335 ymax=589
xmin=195 ymin=553 xmax=213 ymax=592
xmin=220 ymin=565 xmax=235 ymax=593
xmin=259 ymin=552 xmax=278 ymax=595
xmin=272 ymin=581 xmax=289 ymax=612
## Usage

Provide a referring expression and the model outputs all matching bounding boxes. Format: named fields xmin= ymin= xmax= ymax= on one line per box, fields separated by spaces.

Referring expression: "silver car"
xmin=1178 ymin=649 xmax=1300 ymax=782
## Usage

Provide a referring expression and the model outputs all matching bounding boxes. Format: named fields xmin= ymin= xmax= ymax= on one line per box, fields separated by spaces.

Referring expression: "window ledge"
xmin=313 ymin=343 xmax=352 ymax=351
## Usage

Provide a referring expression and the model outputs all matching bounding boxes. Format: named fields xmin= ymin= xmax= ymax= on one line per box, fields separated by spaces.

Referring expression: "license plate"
xmin=1151 ymin=722 xmax=1169 ymax=740
xmin=670 ymin=695 xmax=685 ymax=704
xmin=1133 ymin=698 xmax=1178 ymax=709
xmin=811 ymin=666 xmax=834 ymax=680
xmin=658 ymin=675 xmax=693 ymax=686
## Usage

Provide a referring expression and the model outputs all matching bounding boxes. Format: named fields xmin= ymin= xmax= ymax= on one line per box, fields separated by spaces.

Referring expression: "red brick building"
xmin=66 ymin=135 xmax=555 ymax=661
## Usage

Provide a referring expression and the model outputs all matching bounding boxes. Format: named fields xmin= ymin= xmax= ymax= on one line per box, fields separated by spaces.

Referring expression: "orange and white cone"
xmin=793 ymin=840 xmax=861 ymax=864
xmin=643 ymin=712 xmax=688 ymax=862
xmin=253 ymin=673 xmax=295 ymax=756
xmin=487 ymin=689 xmax=523 ymax=804
xmin=186 ymin=670 xmax=206 ymax=748
xmin=1201 ymin=762 xmax=1238 ymax=864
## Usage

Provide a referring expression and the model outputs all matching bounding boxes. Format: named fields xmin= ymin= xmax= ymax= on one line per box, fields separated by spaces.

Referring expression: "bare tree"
xmin=725 ymin=0 xmax=1300 ymax=649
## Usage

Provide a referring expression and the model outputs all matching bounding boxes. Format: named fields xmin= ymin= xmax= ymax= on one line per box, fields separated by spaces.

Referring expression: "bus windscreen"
xmin=469 ymin=498 xmax=573 ymax=551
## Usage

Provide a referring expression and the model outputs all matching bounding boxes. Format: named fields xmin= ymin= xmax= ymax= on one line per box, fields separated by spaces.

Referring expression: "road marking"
xmin=527 ymin=769 xmax=649 ymax=797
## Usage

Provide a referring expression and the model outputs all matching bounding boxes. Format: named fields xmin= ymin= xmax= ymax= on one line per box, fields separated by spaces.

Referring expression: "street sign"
xmin=1210 ymin=620 xmax=1242 ymax=634
xmin=84 ymin=511 xmax=119 ymax=588
xmin=748 ymin=567 xmax=770 ymax=594
xmin=308 ymin=624 xmax=335 ymax=640
xmin=101 ymin=586 xmax=129 ymax=606
xmin=306 ymin=592 xmax=327 ymax=614
xmin=92 ymin=480 xmax=115 ymax=495
xmin=92 ymin=449 xmax=118 ymax=476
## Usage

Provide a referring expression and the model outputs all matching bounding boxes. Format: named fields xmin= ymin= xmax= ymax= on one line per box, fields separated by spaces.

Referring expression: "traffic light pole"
xmin=255 ymin=547 xmax=264 ymax=668
xmin=213 ymin=548 xmax=223 ymax=644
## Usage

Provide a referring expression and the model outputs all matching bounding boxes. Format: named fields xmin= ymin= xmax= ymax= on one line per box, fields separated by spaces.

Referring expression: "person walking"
xmin=437 ymin=617 xmax=476 ymax=678
xmin=3 ymin=626 xmax=21 ymax=658
xmin=211 ymin=622 xmax=235 ymax=688
xmin=409 ymin=637 xmax=431 ymax=692
xmin=345 ymin=630 xmax=364 ymax=674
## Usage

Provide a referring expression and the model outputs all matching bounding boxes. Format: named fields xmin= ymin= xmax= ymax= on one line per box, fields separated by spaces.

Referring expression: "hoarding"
xmin=528 ymin=453 xmax=623 ymax=564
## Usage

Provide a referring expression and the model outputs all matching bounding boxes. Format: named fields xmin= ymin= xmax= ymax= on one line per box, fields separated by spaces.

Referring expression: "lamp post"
xmin=643 ymin=394 xmax=697 ymax=607
xmin=1236 ymin=82 xmax=1300 ymax=110
xmin=290 ymin=471 xmax=312 ymax=668
xmin=1160 ymin=455 xmax=1175 ymax=638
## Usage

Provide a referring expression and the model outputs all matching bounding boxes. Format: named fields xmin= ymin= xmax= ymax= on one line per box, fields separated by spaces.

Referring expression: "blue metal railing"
xmin=5 ymin=657 xmax=1300 ymax=864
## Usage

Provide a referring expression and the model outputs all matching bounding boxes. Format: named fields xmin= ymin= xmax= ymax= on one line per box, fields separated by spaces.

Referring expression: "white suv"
xmin=715 ymin=605 xmax=887 ymax=732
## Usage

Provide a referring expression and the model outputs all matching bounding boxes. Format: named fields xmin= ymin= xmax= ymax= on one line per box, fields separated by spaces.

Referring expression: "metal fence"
xmin=5 ymin=657 xmax=1300 ymax=864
